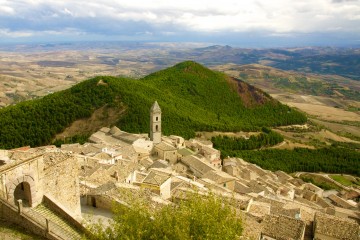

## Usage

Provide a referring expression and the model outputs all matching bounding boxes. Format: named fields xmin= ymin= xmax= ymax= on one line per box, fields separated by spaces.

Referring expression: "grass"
xmin=330 ymin=175 xmax=360 ymax=187
xmin=0 ymin=219 xmax=46 ymax=240
xmin=300 ymin=176 xmax=341 ymax=191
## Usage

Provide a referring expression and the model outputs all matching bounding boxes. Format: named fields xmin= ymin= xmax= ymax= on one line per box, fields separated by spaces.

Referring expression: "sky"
xmin=0 ymin=0 xmax=360 ymax=47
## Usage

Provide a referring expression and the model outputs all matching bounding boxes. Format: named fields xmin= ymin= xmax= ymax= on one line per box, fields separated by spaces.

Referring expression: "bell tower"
xmin=150 ymin=101 xmax=162 ymax=144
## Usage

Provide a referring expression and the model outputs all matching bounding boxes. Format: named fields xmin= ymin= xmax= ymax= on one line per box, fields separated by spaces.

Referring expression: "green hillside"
xmin=0 ymin=61 xmax=306 ymax=149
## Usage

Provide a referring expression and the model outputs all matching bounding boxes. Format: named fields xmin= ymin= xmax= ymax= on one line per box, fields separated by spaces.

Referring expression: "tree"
xmin=89 ymin=192 xmax=243 ymax=240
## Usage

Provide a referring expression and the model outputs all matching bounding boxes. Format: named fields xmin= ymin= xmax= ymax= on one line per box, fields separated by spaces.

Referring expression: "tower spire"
xmin=150 ymin=101 xmax=162 ymax=144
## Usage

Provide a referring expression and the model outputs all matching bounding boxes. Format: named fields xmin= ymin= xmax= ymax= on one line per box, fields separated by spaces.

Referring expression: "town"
xmin=0 ymin=101 xmax=359 ymax=239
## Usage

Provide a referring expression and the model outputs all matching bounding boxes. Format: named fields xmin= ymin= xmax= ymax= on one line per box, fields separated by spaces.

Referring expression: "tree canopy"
xmin=89 ymin=192 xmax=243 ymax=240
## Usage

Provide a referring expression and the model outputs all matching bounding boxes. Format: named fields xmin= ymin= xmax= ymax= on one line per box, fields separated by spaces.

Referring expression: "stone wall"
xmin=0 ymin=155 xmax=44 ymax=207
xmin=160 ymin=178 xmax=171 ymax=199
xmin=43 ymin=195 xmax=86 ymax=233
xmin=43 ymin=154 xmax=81 ymax=217
xmin=86 ymin=195 xmax=113 ymax=210
xmin=0 ymin=199 xmax=59 ymax=240
xmin=164 ymin=150 xmax=177 ymax=164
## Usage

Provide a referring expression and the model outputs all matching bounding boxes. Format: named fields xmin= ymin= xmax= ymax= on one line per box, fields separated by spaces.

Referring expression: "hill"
xmin=213 ymin=64 xmax=360 ymax=101
xmin=0 ymin=61 xmax=306 ymax=149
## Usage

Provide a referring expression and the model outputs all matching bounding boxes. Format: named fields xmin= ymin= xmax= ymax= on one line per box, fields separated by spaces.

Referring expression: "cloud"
xmin=0 ymin=5 xmax=14 ymax=14
xmin=0 ymin=28 xmax=33 ymax=37
xmin=0 ymin=0 xmax=359 ymax=45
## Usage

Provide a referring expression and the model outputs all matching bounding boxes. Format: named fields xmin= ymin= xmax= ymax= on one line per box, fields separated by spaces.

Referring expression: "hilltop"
xmin=0 ymin=61 xmax=306 ymax=149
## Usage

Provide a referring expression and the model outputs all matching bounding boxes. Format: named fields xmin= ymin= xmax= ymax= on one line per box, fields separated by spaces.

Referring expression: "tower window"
xmin=156 ymin=117 xmax=158 ymax=121
xmin=156 ymin=125 xmax=158 ymax=131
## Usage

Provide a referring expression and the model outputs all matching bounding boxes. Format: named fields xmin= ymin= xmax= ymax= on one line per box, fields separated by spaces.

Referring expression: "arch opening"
xmin=13 ymin=182 xmax=32 ymax=207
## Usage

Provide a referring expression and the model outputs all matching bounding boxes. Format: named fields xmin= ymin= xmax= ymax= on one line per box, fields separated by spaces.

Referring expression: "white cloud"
xmin=0 ymin=29 xmax=33 ymax=37
xmin=0 ymin=0 xmax=359 ymax=40
xmin=0 ymin=27 xmax=85 ymax=38
xmin=0 ymin=5 xmax=14 ymax=14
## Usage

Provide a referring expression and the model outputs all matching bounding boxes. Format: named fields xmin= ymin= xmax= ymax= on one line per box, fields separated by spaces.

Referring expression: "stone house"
xmin=133 ymin=138 xmax=153 ymax=154
xmin=85 ymin=182 xmax=168 ymax=210
xmin=85 ymin=182 xmax=118 ymax=209
xmin=333 ymin=206 xmax=360 ymax=221
xmin=173 ymin=162 xmax=189 ymax=176
xmin=246 ymin=164 xmax=268 ymax=177
xmin=126 ymin=170 xmax=148 ymax=184
xmin=277 ymin=186 xmax=295 ymax=200
xmin=176 ymin=148 xmax=194 ymax=161
xmin=260 ymin=214 xmax=306 ymax=240
xmin=247 ymin=199 xmax=271 ymax=218
xmin=200 ymin=146 xmax=222 ymax=168
xmin=315 ymin=196 xmax=333 ymax=209
xmin=327 ymin=194 xmax=355 ymax=209
xmin=275 ymin=170 xmax=293 ymax=184
xmin=185 ymin=140 xmax=200 ymax=153
xmin=162 ymin=135 xmax=185 ymax=149
xmin=197 ymin=178 xmax=232 ymax=194
xmin=153 ymin=142 xmax=177 ymax=164
xmin=148 ymin=159 xmax=169 ymax=170
xmin=302 ymin=183 xmax=324 ymax=197
xmin=222 ymin=159 xmax=239 ymax=176
xmin=201 ymin=170 xmax=236 ymax=190
xmin=223 ymin=164 xmax=239 ymax=177
xmin=234 ymin=181 xmax=252 ymax=194
xmin=265 ymin=180 xmax=281 ymax=193
xmin=248 ymin=180 xmax=269 ymax=195
xmin=185 ymin=139 xmax=212 ymax=153
xmin=181 ymin=155 xmax=217 ymax=178
xmin=194 ymin=139 xmax=213 ymax=148
xmin=313 ymin=212 xmax=360 ymax=240
xmin=138 ymin=170 xmax=172 ymax=199
xmin=240 ymin=168 xmax=260 ymax=181
xmin=302 ymin=189 xmax=317 ymax=202
xmin=93 ymin=152 xmax=115 ymax=165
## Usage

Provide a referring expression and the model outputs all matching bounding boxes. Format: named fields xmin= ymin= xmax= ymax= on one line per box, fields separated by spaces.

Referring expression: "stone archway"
xmin=6 ymin=175 xmax=36 ymax=207
xmin=13 ymin=182 xmax=32 ymax=207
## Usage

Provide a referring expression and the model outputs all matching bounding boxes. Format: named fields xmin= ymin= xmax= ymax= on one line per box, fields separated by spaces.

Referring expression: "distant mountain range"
xmin=1 ymin=42 xmax=359 ymax=80
xmin=0 ymin=61 xmax=306 ymax=149
xmin=176 ymin=45 xmax=360 ymax=80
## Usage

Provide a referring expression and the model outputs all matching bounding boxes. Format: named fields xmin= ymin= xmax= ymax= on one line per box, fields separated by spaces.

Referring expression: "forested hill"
xmin=0 ymin=61 xmax=306 ymax=149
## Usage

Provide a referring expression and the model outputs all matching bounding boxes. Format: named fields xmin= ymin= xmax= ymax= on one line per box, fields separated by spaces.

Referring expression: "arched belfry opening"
xmin=13 ymin=182 xmax=32 ymax=207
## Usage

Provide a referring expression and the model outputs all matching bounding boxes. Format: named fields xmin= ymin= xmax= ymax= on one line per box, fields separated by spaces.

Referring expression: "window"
xmin=156 ymin=117 xmax=158 ymax=121
xmin=156 ymin=125 xmax=158 ymax=131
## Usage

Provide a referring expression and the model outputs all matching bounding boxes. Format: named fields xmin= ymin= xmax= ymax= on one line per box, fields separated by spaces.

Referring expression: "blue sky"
xmin=0 ymin=0 xmax=359 ymax=47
